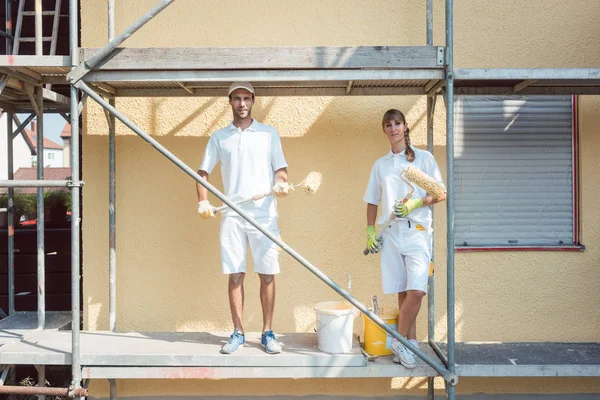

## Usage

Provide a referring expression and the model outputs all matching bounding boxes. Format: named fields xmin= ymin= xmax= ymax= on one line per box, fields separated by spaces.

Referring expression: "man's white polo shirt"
xmin=363 ymin=146 xmax=445 ymax=232
xmin=200 ymin=120 xmax=288 ymax=218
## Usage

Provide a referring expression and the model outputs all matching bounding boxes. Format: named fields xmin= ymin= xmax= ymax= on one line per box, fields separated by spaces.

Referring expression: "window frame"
xmin=454 ymin=95 xmax=583 ymax=253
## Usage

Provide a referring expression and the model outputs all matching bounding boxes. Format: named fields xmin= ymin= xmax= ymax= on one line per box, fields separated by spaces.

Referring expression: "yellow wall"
xmin=81 ymin=0 xmax=600 ymax=397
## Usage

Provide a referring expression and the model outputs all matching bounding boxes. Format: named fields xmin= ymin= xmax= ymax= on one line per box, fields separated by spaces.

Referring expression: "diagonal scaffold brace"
xmin=74 ymin=80 xmax=459 ymax=386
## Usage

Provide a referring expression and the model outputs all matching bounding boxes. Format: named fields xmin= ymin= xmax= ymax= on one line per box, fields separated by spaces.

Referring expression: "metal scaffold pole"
xmin=34 ymin=0 xmax=43 ymax=55
xmin=426 ymin=0 xmax=435 ymax=398
xmin=6 ymin=110 xmax=15 ymax=316
xmin=69 ymin=0 xmax=82 ymax=396
xmin=35 ymin=85 xmax=45 ymax=330
xmin=108 ymin=0 xmax=117 ymax=336
xmin=445 ymin=0 xmax=456 ymax=399
xmin=107 ymin=4 xmax=119 ymax=398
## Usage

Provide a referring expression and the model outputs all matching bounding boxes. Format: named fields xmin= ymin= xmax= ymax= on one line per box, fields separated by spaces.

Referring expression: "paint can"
xmin=362 ymin=305 xmax=398 ymax=356
xmin=314 ymin=301 xmax=355 ymax=354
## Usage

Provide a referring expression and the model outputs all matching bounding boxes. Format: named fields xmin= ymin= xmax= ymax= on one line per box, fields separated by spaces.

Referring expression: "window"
xmin=48 ymin=152 xmax=54 ymax=160
xmin=454 ymin=96 xmax=578 ymax=250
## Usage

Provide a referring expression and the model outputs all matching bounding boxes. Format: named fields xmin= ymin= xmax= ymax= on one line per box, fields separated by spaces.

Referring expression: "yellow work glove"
xmin=366 ymin=225 xmax=382 ymax=254
xmin=197 ymin=200 xmax=215 ymax=219
xmin=393 ymin=198 xmax=423 ymax=218
xmin=272 ymin=181 xmax=292 ymax=197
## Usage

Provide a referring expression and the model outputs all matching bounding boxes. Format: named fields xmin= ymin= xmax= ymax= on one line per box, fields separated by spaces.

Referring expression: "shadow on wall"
xmin=83 ymin=94 xmax=596 ymax=343
xmin=82 ymin=95 xmax=451 ymax=334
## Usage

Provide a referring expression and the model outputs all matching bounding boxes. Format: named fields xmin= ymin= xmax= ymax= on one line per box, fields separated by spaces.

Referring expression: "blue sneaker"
xmin=261 ymin=330 xmax=282 ymax=354
xmin=220 ymin=330 xmax=245 ymax=354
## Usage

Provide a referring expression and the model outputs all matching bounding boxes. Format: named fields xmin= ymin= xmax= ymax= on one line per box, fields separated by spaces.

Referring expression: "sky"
xmin=16 ymin=113 xmax=68 ymax=145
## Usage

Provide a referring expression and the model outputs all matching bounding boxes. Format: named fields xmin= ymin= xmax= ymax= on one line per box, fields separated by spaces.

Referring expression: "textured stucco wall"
xmin=81 ymin=0 xmax=600 ymax=397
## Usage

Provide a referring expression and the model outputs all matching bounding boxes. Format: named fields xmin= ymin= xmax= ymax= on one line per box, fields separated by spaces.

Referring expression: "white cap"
xmin=228 ymin=81 xmax=254 ymax=96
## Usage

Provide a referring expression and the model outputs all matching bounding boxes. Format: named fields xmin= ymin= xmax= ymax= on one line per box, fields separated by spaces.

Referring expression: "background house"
xmin=24 ymin=121 xmax=64 ymax=168
xmin=0 ymin=112 xmax=35 ymax=180
xmin=61 ymin=123 xmax=71 ymax=168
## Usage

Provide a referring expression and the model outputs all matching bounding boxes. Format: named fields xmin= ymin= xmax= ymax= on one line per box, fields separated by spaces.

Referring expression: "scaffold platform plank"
xmin=0 ymin=328 xmax=597 ymax=378
xmin=0 ymin=311 xmax=71 ymax=347
xmin=79 ymin=47 xmax=445 ymax=70
xmin=81 ymin=351 xmax=440 ymax=379
xmin=0 ymin=331 xmax=369 ymax=368
xmin=451 ymin=342 xmax=600 ymax=377
xmin=2 ymin=52 xmax=600 ymax=101
xmin=454 ymin=68 xmax=600 ymax=95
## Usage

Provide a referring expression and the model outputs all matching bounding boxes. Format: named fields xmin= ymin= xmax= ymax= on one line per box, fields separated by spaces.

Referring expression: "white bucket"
xmin=314 ymin=301 xmax=355 ymax=354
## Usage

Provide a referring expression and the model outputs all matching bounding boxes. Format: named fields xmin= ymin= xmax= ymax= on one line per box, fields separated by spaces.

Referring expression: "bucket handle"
xmin=314 ymin=307 xmax=358 ymax=332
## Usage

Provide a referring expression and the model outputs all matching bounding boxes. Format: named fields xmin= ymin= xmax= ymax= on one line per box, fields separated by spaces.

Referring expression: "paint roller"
xmin=214 ymin=171 xmax=323 ymax=214
xmin=363 ymin=166 xmax=445 ymax=255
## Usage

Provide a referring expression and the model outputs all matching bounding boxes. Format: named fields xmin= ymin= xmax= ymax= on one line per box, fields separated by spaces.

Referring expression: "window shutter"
xmin=454 ymin=96 xmax=574 ymax=247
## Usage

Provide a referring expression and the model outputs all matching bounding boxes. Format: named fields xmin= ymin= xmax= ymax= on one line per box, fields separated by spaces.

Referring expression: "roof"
xmin=24 ymin=129 xmax=63 ymax=151
xmin=0 ymin=167 xmax=72 ymax=194
xmin=60 ymin=123 xmax=71 ymax=138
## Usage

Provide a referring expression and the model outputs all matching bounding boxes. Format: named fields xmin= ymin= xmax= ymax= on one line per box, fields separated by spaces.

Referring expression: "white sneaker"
xmin=393 ymin=339 xmax=420 ymax=362
xmin=409 ymin=339 xmax=420 ymax=350
xmin=391 ymin=340 xmax=417 ymax=369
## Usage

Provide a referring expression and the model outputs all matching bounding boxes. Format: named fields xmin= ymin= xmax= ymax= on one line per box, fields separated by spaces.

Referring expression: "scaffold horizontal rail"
xmin=0 ymin=180 xmax=83 ymax=188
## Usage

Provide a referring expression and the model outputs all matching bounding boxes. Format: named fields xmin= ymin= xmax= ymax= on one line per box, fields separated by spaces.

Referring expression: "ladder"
xmin=12 ymin=0 xmax=63 ymax=56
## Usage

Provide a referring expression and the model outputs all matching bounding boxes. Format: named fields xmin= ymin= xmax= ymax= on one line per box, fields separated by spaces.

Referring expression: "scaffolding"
xmin=1 ymin=0 xmax=600 ymax=399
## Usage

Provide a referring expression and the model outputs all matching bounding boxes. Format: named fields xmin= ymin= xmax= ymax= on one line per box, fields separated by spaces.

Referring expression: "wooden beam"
xmin=0 ymin=55 xmax=70 ymax=67
xmin=177 ymin=82 xmax=194 ymax=95
xmin=116 ymin=86 xmax=427 ymax=97
xmin=513 ymin=79 xmax=537 ymax=93
xmin=85 ymin=69 xmax=444 ymax=83
xmin=42 ymin=88 xmax=70 ymax=105
xmin=80 ymin=46 xmax=445 ymax=70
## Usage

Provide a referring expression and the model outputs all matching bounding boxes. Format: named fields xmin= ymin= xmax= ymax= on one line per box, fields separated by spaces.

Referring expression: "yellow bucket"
xmin=361 ymin=305 xmax=398 ymax=356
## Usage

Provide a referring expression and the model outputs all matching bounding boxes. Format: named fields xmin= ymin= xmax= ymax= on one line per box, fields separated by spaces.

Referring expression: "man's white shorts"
xmin=220 ymin=216 xmax=281 ymax=275
xmin=380 ymin=219 xmax=431 ymax=294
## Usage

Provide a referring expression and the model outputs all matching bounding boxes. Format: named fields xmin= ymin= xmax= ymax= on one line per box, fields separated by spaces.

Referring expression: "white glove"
xmin=197 ymin=200 xmax=215 ymax=219
xmin=272 ymin=181 xmax=292 ymax=197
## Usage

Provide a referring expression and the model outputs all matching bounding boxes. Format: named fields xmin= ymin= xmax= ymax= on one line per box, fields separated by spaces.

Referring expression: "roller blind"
xmin=454 ymin=96 xmax=574 ymax=247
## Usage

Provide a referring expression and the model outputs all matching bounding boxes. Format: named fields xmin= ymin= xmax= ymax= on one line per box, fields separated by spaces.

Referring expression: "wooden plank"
xmin=85 ymin=68 xmax=444 ymax=83
xmin=42 ymin=88 xmax=70 ymax=105
xmin=117 ymin=87 xmax=427 ymax=97
xmin=83 ymin=352 xmax=441 ymax=379
xmin=454 ymin=86 xmax=600 ymax=96
xmin=81 ymin=46 xmax=444 ymax=70
xmin=0 ymin=312 xmax=71 ymax=346
xmin=0 ymin=55 xmax=70 ymax=67
xmin=454 ymin=68 xmax=600 ymax=80
xmin=0 ymin=331 xmax=368 ymax=367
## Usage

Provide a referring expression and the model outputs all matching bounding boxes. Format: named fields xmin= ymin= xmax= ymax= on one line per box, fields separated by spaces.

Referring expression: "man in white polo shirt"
xmin=196 ymin=82 xmax=290 ymax=355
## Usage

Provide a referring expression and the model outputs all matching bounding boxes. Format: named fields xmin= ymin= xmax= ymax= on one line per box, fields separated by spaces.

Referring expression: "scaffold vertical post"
xmin=70 ymin=0 xmax=82 ymax=396
xmin=108 ymin=0 xmax=118 ymax=334
xmin=34 ymin=0 xmax=42 ymax=55
xmin=427 ymin=0 xmax=433 ymax=46
xmin=35 ymin=364 xmax=46 ymax=400
xmin=427 ymin=92 xmax=436 ymax=400
xmin=109 ymin=378 xmax=117 ymax=400
xmin=35 ymin=85 xmax=45 ymax=330
xmin=445 ymin=0 xmax=456 ymax=399
xmin=427 ymin=2 xmax=436 ymax=396
xmin=6 ymin=110 xmax=15 ymax=316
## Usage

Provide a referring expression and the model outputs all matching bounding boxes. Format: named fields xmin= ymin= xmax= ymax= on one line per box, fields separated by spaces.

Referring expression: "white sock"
xmin=409 ymin=339 xmax=419 ymax=349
